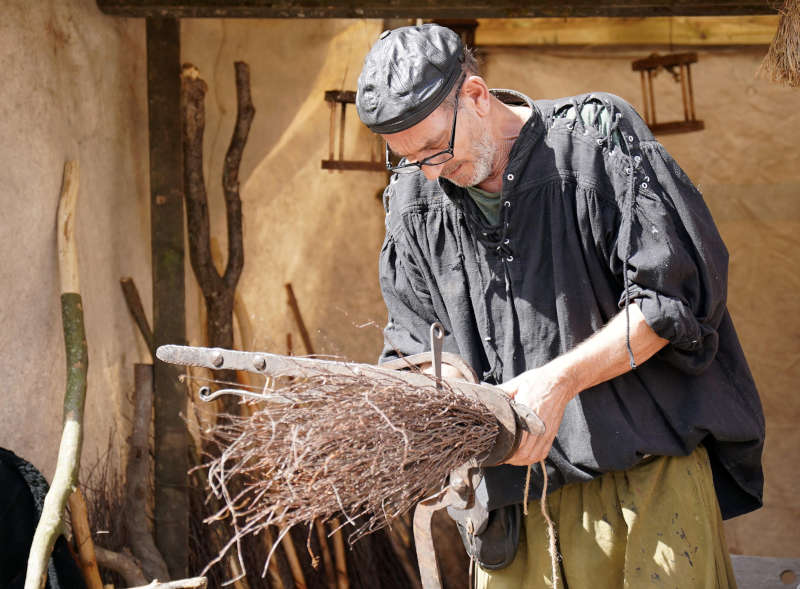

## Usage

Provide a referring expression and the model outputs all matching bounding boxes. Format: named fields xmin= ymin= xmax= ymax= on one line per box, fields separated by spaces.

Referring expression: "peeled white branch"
xmin=25 ymin=160 xmax=89 ymax=589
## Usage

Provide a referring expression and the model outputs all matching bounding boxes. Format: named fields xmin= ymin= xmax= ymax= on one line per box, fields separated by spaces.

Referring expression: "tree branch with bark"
xmin=181 ymin=61 xmax=253 ymax=416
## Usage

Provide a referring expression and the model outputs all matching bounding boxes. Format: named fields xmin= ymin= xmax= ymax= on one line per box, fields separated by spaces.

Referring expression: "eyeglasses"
xmin=385 ymin=75 xmax=465 ymax=174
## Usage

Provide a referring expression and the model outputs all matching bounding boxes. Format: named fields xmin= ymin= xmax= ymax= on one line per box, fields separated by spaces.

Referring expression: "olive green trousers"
xmin=475 ymin=446 xmax=737 ymax=588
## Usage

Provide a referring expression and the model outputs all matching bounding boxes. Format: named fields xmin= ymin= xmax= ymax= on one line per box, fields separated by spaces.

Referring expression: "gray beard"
xmin=448 ymin=127 xmax=495 ymax=188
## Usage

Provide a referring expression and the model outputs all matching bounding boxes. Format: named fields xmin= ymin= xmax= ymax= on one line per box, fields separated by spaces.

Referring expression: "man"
xmin=356 ymin=24 xmax=764 ymax=588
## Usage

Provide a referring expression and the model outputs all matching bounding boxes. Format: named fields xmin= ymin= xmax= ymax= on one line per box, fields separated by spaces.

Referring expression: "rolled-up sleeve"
xmin=613 ymin=140 xmax=729 ymax=374
xmin=378 ymin=231 xmax=438 ymax=363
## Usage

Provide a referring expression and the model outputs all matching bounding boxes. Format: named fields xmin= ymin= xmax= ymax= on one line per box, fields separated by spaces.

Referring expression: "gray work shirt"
xmin=377 ymin=90 xmax=765 ymax=519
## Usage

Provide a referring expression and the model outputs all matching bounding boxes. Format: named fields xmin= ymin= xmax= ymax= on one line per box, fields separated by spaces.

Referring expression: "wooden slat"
xmin=321 ymin=160 xmax=386 ymax=172
xmin=632 ymin=51 xmax=698 ymax=70
xmin=147 ymin=16 xmax=189 ymax=580
xmin=649 ymin=120 xmax=705 ymax=134
xmin=96 ymin=0 xmax=778 ymax=19
xmin=476 ymin=16 xmax=778 ymax=46
xmin=730 ymin=555 xmax=800 ymax=589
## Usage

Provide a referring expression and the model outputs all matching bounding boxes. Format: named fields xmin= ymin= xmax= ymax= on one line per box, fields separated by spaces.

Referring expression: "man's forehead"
xmin=382 ymin=108 xmax=450 ymax=155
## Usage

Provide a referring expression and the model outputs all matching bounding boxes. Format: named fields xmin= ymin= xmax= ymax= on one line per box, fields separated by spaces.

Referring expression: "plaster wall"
xmin=184 ymin=20 xmax=798 ymax=558
xmin=179 ymin=18 xmax=389 ymax=361
xmin=0 ymin=0 xmax=150 ymax=479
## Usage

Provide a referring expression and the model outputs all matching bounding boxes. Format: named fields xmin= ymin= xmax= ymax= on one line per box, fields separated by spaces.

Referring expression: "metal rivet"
xmin=506 ymin=255 xmax=514 ymax=262
xmin=211 ymin=351 xmax=224 ymax=368
xmin=645 ymin=175 xmax=650 ymax=182
xmin=596 ymin=138 xmax=604 ymax=145
xmin=628 ymin=135 xmax=634 ymax=142
xmin=503 ymin=239 xmax=510 ymax=245
xmin=253 ymin=355 xmax=266 ymax=371
xmin=484 ymin=336 xmax=492 ymax=342
xmin=482 ymin=231 xmax=488 ymax=236
xmin=504 ymin=201 xmax=511 ymax=208
xmin=451 ymin=476 xmax=468 ymax=494
xmin=625 ymin=167 xmax=631 ymax=174
xmin=506 ymin=173 xmax=515 ymax=181
xmin=641 ymin=182 xmax=648 ymax=189
xmin=634 ymin=155 xmax=642 ymax=164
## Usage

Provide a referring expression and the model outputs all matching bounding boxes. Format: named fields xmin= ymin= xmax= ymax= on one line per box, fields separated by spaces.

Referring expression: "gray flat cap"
xmin=356 ymin=24 xmax=463 ymax=134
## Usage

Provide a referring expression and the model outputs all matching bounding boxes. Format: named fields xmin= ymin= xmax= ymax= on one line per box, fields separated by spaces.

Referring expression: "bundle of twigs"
xmin=758 ymin=0 xmax=800 ymax=87
xmin=196 ymin=369 xmax=499 ymax=578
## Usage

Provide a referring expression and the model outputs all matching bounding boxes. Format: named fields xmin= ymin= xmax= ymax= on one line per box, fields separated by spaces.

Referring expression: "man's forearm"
xmin=501 ymin=303 xmax=669 ymax=465
xmin=552 ymin=303 xmax=668 ymax=398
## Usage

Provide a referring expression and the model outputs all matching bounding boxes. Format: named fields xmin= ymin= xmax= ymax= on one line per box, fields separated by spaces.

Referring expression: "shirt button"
xmin=506 ymin=173 xmax=514 ymax=181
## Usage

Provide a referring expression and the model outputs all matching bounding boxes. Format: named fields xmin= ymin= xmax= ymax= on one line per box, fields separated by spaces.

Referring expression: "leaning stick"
xmin=94 ymin=545 xmax=147 ymax=587
xmin=126 ymin=364 xmax=170 ymax=581
xmin=120 ymin=277 xmax=155 ymax=355
xmin=285 ymin=285 xmax=349 ymax=588
xmin=127 ymin=577 xmax=208 ymax=589
xmin=68 ymin=489 xmax=103 ymax=589
xmin=25 ymin=160 xmax=89 ymax=589
xmin=280 ymin=532 xmax=308 ymax=589
xmin=313 ymin=518 xmax=337 ymax=589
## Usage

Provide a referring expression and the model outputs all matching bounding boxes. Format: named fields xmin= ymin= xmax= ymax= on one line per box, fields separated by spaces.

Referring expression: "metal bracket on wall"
xmin=632 ymin=52 xmax=705 ymax=135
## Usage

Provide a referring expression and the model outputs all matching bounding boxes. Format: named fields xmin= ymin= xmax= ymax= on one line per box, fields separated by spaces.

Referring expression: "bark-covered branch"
xmin=25 ymin=161 xmax=88 ymax=589
xmin=94 ymin=545 xmax=148 ymax=587
xmin=125 ymin=364 xmax=170 ymax=581
xmin=120 ymin=277 xmax=155 ymax=355
xmin=181 ymin=62 xmax=253 ymax=416
xmin=221 ymin=62 xmax=253 ymax=289
xmin=181 ymin=64 xmax=220 ymax=298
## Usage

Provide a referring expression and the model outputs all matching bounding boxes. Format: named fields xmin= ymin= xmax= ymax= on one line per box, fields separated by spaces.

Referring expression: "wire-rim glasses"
xmin=385 ymin=74 xmax=465 ymax=174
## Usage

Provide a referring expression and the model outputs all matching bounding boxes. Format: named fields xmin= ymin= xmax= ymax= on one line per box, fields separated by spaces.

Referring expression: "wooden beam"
xmin=476 ymin=16 xmax=779 ymax=46
xmin=97 ymin=0 xmax=778 ymax=19
xmin=147 ymin=16 xmax=189 ymax=580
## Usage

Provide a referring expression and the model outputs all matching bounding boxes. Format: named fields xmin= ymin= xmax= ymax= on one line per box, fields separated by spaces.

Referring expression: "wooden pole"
xmin=679 ymin=64 xmax=690 ymax=121
xmin=24 ymin=160 xmax=89 ymax=589
xmin=147 ymin=17 xmax=189 ymax=579
xmin=67 ymin=489 xmax=104 ymax=589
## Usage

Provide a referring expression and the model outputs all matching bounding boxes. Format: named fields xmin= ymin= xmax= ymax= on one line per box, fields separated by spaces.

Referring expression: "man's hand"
xmin=498 ymin=361 xmax=577 ymax=465
xmin=496 ymin=303 xmax=669 ymax=466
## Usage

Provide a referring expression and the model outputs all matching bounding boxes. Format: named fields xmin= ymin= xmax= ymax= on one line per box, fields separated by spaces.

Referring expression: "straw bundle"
xmin=758 ymin=0 xmax=800 ymax=87
xmin=197 ymin=369 xmax=500 ymax=576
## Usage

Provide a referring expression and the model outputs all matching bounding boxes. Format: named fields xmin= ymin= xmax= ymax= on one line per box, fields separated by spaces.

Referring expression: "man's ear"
xmin=462 ymin=75 xmax=491 ymax=117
